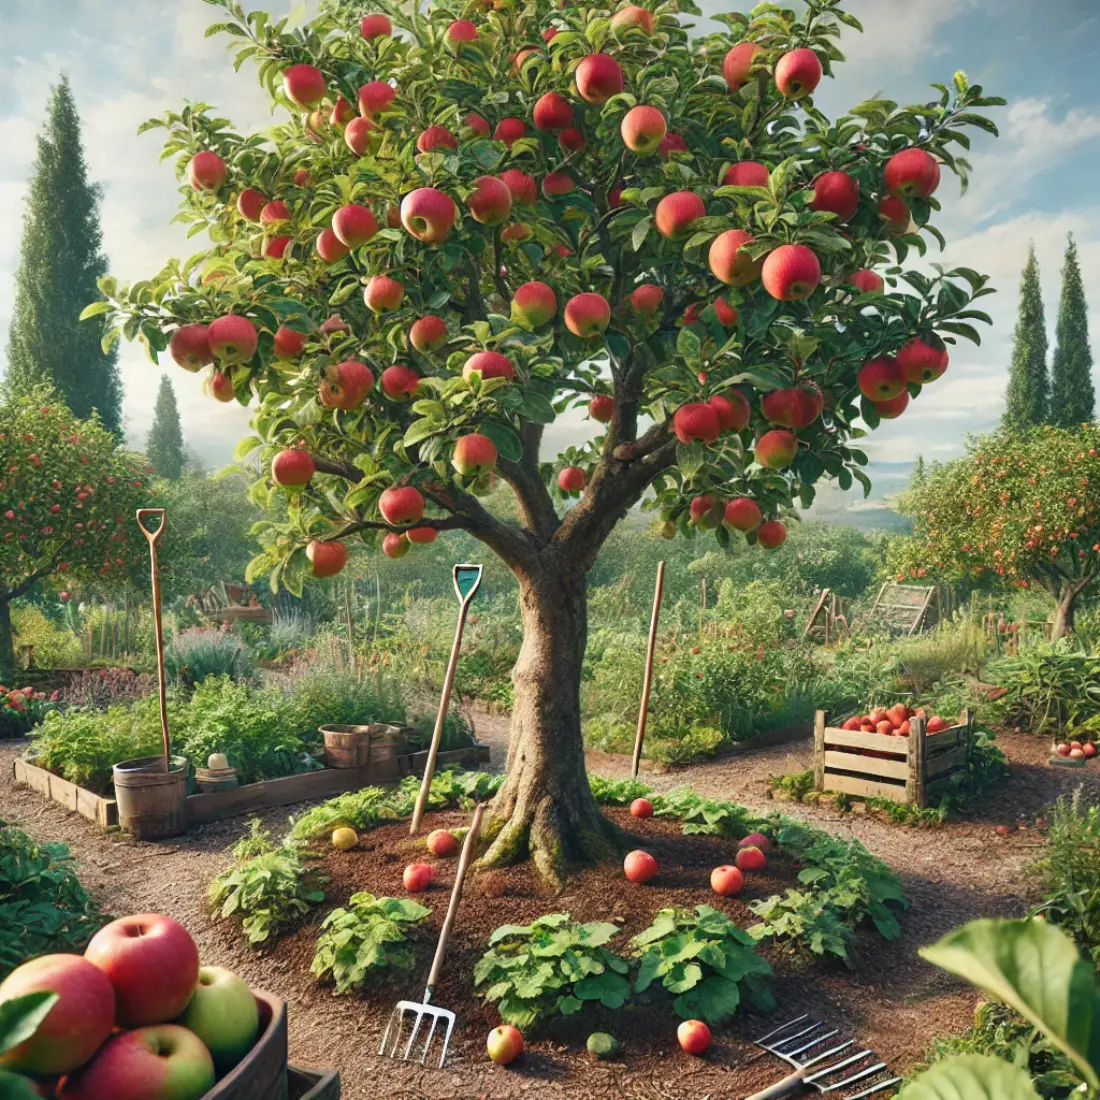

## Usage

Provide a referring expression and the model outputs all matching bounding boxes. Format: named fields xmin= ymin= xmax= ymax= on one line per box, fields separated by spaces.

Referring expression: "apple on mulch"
xmin=739 ymin=832 xmax=772 ymax=854
xmin=487 ymin=1024 xmax=524 ymax=1064
xmin=403 ymin=863 xmax=434 ymax=892
xmin=676 ymin=1019 xmax=712 ymax=1055
xmin=710 ymin=865 xmax=744 ymax=897
xmin=735 ymin=846 xmax=767 ymax=872
xmin=623 ymin=850 xmax=659 ymax=884
xmin=427 ymin=829 xmax=460 ymax=857
xmin=630 ymin=798 xmax=654 ymax=819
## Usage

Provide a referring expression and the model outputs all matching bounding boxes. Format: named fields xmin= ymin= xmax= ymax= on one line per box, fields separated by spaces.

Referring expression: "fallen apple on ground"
xmin=427 ymin=829 xmax=460 ymax=857
xmin=487 ymin=1024 xmax=524 ymax=1065
xmin=629 ymin=798 xmax=654 ymax=818
xmin=623 ymin=850 xmax=658 ymax=884
xmin=710 ymin=865 xmax=744 ymax=897
xmin=735 ymin=846 xmax=767 ymax=872
xmin=403 ymin=863 xmax=434 ymax=892
xmin=676 ymin=1019 xmax=712 ymax=1055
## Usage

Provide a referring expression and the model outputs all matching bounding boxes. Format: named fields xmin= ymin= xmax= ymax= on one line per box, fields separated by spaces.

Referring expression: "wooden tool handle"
xmin=424 ymin=802 xmax=484 ymax=998
xmin=743 ymin=1066 xmax=811 ymax=1100
xmin=136 ymin=509 xmax=167 ymax=547
xmin=631 ymin=559 xmax=665 ymax=780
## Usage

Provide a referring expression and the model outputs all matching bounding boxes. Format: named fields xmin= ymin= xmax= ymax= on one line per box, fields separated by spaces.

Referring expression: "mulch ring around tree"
xmin=264 ymin=807 xmax=980 ymax=1098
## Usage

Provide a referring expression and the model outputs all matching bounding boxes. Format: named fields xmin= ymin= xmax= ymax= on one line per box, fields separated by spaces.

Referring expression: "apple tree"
xmin=890 ymin=425 xmax=1100 ymax=640
xmin=92 ymin=0 xmax=1002 ymax=881
xmin=0 ymin=392 xmax=152 ymax=683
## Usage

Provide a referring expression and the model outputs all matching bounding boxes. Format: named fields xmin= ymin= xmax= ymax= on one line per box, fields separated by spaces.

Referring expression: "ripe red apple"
xmin=169 ymin=325 xmax=213 ymax=372
xmin=710 ymin=390 xmax=751 ymax=432
xmin=262 ymin=234 xmax=292 ymax=261
xmin=364 ymin=274 xmax=405 ymax=313
xmin=206 ymin=370 xmax=235 ymax=403
xmin=689 ymin=495 xmax=722 ymax=528
xmin=501 ymin=223 xmax=532 ymax=242
xmin=361 ymin=13 xmax=392 ymax=38
xmin=307 ymin=540 xmax=348 ymax=578
xmin=467 ymin=175 xmax=513 ymax=226
xmin=403 ymin=862 xmax=433 ymax=891
xmin=885 ymin=148 xmax=941 ymax=199
xmin=446 ymin=18 xmax=478 ymax=45
xmin=512 ymin=281 xmax=557 ymax=327
xmin=848 ymin=269 xmax=884 ymax=294
xmin=344 ymin=117 xmax=373 ymax=155
xmin=710 ymin=865 xmax=744 ymax=897
xmin=630 ymin=283 xmax=664 ymax=316
xmin=673 ymin=403 xmax=721 ymax=444
xmin=464 ymin=350 xmax=516 ymax=382
xmin=658 ymin=132 xmax=689 ymax=158
xmin=722 ymin=41 xmax=761 ymax=90
xmin=427 ymin=829 xmax=460 ymax=857
xmin=762 ymin=244 xmax=821 ymax=301
xmin=761 ymin=386 xmax=821 ymax=429
xmin=755 ymin=429 xmax=798 ymax=469
xmin=878 ymin=194 xmax=911 ymax=232
xmin=493 ymin=117 xmax=527 ymax=146
xmin=735 ymin=845 xmax=767 ymax=871
xmin=463 ymin=112 xmax=491 ymax=138
xmin=630 ymin=797 xmax=654 ymax=818
xmin=725 ymin=498 xmax=761 ymax=532
xmin=620 ymin=105 xmax=667 ymax=153
xmin=623 ymin=850 xmax=658 ymax=883
xmin=612 ymin=5 xmax=655 ymax=33
xmin=1071 ymin=747 xmax=1086 ymax=760
xmin=575 ymin=53 xmax=624 ymax=104
xmin=995 ymin=824 xmax=1013 ymax=838
xmin=1052 ymin=742 xmax=1069 ymax=757
xmin=293 ymin=167 xmax=312 ymax=188
xmin=511 ymin=47 xmax=541 ymax=74
xmin=740 ymin=832 xmax=772 ymax=853
xmin=677 ymin=1019 xmax=712 ymax=1056
xmin=273 ymin=326 xmax=306 ymax=360
xmin=272 ymin=448 xmax=315 ymax=487
xmin=487 ymin=1024 xmax=524 ymax=1065
xmin=775 ymin=47 xmax=822 ymax=99
xmin=410 ymin=315 xmax=448 ymax=352
xmin=400 ymin=187 xmax=456 ymax=244
xmin=358 ymin=80 xmax=396 ymax=116
xmin=655 ymin=191 xmax=706 ymax=238
xmin=452 ymin=433 xmax=499 ymax=475
xmin=709 ymin=229 xmax=761 ymax=286
xmin=417 ymin=125 xmax=457 ymax=153
xmin=319 ymin=360 xmax=374 ymax=409
xmin=208 ymin=315 xmax=258 ymax=364
xmin=542 ymin=170 xmax=575 ymax=198
xmin=85 ymin=913 xmax=199 ymax=1027
xmin=381 ymin=364 xmax=421 ymax=401
xmin=757 ymin=520 xmax=787 ymax=549
xmin=59 ymin=1024 xmax=215 ymax=1100
xmin=330 ymin=97 xmax=354 ymax=127
xmin=559 ymin=466 xmax=586 ymax=493
xmin=379 ymin=485 xmax=425 ymax=526
xmin=383 ymin=532 xmax=411 ymax=559
xmin=533 ymin=91 xmax=573 ymax=132
xmin=187 ymin=151 xmax=225 ymax=192
xmin=331 ymin=204 xmax=378 ymax=249
xmin=407 ymin=527 xmax=438 ymax=544
xmin=810 ymin=170 xmax=859 ymax=222
xmin=315 ymin=228 xmax=350 ymax=263
xmin=898 ymin=334 xmax=949 ymax=384
xmin=873 ymin=392 xmax=909 ymax=419
xmin=283 ymin=63 xmax=327 ymax=108
xmin=590 ymin=394 xmax=615 ymax=422
xmin=723 ymin=160 xmax=769 ymax=187
xmin=857 ymin=356 xmax=905 ymax=400
xmin=0 ymin=954 xmax=115 ymax=1076
xmin=236 ymin=188 xmax=265 ymax=221
xmin=499 ymin=169 xmax=537 ymax=205
xmin=927 ymin=716 xmax=949 ymax=733
xmin=564 ymin=293 xmax=611 ymax=338
xmin=558 ymin=126 xmax=587 ymax=153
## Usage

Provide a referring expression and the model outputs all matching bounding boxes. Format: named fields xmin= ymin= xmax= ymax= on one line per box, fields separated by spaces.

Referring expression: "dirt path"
xmin=2 ymin=723 xmax=1094 ymax=1099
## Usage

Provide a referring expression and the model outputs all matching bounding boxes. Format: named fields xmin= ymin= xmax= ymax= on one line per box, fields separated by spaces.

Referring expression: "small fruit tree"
xmin=0 ymin=393 xmax=151 ymax=683
xmin=891 ymin=425 xmax=1100 ymax=640
xmin=92 ymin=0 xmax=1001 ymax=880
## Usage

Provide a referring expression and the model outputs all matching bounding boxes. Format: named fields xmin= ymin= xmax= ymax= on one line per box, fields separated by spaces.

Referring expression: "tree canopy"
xmin=1049 ymin=234 xmax=1094 ymax=428
xmin=1002 ymin=245 xmax=1048 ymax=430
xmin=147 ymin=375 xmax=186 ymax=480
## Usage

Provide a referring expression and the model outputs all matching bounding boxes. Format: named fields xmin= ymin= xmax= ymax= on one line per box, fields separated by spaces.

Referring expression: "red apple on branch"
xmin=575 ymin=53 xmax=624 ymax=103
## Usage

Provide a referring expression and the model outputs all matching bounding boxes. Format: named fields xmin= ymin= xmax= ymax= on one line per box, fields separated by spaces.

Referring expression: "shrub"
xmin=892 ymin=617 xmax=986 ymax=692
xmin=748 ymin=889 xmax=856 ymax=965
xmin=0 ymin=684 xmax=57 ymax=739
xmin=165 ymin=626 xmax=255 ymax=685
xmin=279 ymin=660 xmax=408 ymax=732
xmin=986 ymin=644 xmax=1100 ymax=734
xmin=10 ymin=606 xmax=83 ymax=670
xmin=311 ymin=894 xmax=430 ymax=994
xmin=474 ymin=914 xmax=631 ymax=1029
xmin=56 ymin=667 xmax=155 ymax=710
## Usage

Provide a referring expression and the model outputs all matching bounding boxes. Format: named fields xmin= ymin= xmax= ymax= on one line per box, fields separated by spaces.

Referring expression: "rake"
xmin=744 ymin=1015 xmax=902 ymax=1100
xmin=380 ymin=801 xmax=485 ymax=1068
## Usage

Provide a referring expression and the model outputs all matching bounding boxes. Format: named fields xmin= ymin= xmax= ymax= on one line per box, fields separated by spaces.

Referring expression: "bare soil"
xmin=2 ymin=717 xmax=1097 ymax=1099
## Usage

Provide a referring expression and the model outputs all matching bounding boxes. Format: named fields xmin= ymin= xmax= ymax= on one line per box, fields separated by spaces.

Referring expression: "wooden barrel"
xmin=203 ymin=991 xmax=288 ymax=1100
xmin=112 ymin=756 xmax=189 ymax=840
xmin=320 ymin=725 xmax=371 ymax=769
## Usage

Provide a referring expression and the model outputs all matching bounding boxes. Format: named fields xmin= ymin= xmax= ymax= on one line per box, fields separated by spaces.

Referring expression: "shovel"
xmin=137 ymin=509 xmax=171 ymax=772
xmin=381 ymin=801 xmax=485 ymax=1068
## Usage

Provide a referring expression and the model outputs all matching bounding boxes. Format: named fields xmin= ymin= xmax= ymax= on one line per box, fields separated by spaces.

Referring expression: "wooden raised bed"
xmin=13 ymin=743 xmax=492 ymax=831
xmin=813 ymin=709 xmax=973 ymax=807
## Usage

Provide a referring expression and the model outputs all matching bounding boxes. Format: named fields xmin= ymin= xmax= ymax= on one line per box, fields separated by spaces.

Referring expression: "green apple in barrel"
xmin=175 ymin=967 xmax=260 ymax=1072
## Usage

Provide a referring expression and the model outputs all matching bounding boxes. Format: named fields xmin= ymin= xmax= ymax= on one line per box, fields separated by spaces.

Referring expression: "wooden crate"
xmin=813 ymin=708 xmax=973 ymax=807
xmin=288 ymin=1067 xmax=340 ymax=1100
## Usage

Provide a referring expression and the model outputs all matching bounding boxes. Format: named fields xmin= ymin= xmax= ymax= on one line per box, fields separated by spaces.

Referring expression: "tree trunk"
xmin=1051 ymin=584 xmax=1081 ymax=641
xmin=481 ymin=557 xmax=622 ymax=886
xmin=0 ymin=590 xmax=14 ymax=687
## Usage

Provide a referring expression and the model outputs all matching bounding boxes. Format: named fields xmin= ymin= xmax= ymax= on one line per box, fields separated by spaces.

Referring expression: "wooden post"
xmin=631 ymin=561 xmax=666 ymax=780
xmin=813 ymin=710 xmax=826 ymax=793
xmin=908 ymin=715 xmax=927 ymax=807
xmin=960 ymin=707 xmax=972 ymax=773
xmin=803 ymin=589 xmax=830 ymax=641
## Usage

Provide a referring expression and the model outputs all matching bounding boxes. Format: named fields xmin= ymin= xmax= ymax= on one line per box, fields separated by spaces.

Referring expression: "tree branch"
xmin=496 ymin=422 xmax=560 ymax=543
xmin=310 ymin=454 xmax=365 ymax=482
xmin=10 ymin=537 xmax=73 ymax=600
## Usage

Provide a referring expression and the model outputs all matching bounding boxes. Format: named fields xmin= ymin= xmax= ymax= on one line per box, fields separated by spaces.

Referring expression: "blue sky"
xmin=1 ymin=0 xmax=1098 ymax=522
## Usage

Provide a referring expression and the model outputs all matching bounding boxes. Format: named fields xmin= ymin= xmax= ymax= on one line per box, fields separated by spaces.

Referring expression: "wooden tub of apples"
xmin=1051 ymin=737 xmax=1098 ymax=767
xmin=0 ymin=912 xmax=340 ymax=1100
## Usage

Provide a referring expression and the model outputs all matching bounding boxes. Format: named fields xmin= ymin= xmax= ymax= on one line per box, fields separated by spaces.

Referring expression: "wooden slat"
xmin=824 ymin=751 xmax=908 ymax=780
xmin=926 ymin=766 xmax=969 ymax=790
xmin=926 ymin=749 xmax=967 ymax=780
xmin=13 ymin=759 xmax=118 ymax=828
xmin=803 ymin=589 xmax=830 ymax=639
xmin=925 ymin=725 xmax=966 ymax=752
xmin=813 ymin=711 xmax=826 ymax=793
xmin=822 ymin=771 xmax=907 ymax=802
xmin=823 ymin=727 xmax=910 ymax=756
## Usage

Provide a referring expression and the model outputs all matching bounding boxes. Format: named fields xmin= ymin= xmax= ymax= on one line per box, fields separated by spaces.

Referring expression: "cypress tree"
xmin=146 ymin=375 xmax=185 ymax=480
xmin=4 ymin=75 xmax=122 ymax=434
xmin=1049 ymin=233 xmax=1094 ymax=427
xmin=1002 ymin=244 xmax=1049 ymax=429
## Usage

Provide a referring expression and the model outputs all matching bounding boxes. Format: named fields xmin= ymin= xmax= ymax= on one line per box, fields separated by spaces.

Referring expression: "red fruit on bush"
xmin=735 ymin=845 xmax=766 ymax=872
xmin=307 ymin=540 xmax=348 ymax=578
xmin=629 ymin=798 xmax=654 ymax=819
xmin=589 ymin=394 xmax=615 ymax=422
xmin=624 ymin=850 xmax=658 ymax=883
xmin=710 ymin=865 xmax=744 ymax=897
xmin=673 ymin=403 xmax=721 ymax=445
xmin=427 ymin=830 xmax=460 ymax=857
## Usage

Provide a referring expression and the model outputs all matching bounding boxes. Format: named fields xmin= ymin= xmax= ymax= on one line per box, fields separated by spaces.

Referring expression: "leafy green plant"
xmin=655 ymin=787 xmax=760 ymax=837
xmin=0 ymin=684 xmax=57 ymax=739
xmin=766 ymin=769 xmax=816 ymax=802
xmin=985 ymin=645 xmax=1100 ymax=733
xmin=749 ymin=889 xmax=856 ymax=964
xmin=311 ymin=893 xmax=430 ymax=994
xmin=0 ymin=823 xmax=101 ymax=977
xmin=473 ymin=914 xmax=631 ymax=1030
xmin=165 ymin=626 xmax=255 ymax=685
xmin=631 ymin=906 xmax=774 ymax=1026
xmin=0 ymin=991 xmax=61 ymax=1100
xmin=587 ymin=775 xmax=651 ymax=806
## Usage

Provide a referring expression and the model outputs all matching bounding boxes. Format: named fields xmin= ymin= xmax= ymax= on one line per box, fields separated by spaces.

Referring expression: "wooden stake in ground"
xmin=136 ymin=509 xmax=171 ymax=773
xmin=409 ymin=564 xmax=484 ymax=835
xmin=631 ymin=561 xmax=666 ymax=780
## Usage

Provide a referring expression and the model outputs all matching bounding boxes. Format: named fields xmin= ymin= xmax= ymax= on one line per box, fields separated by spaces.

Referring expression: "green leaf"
xmin=0 ymin=992 xmax=59 ymax=1055
xmin=675 ymin=443 xmax=706 ymax=481
xmin=898 ymin=1054 xmax=1040 ymax=1100
xmin=479 ymin=420 xmax=524 ymax=462
xmin=920 ymin=918 xmax=1100 ymax=1090
xmin=519 ymin=393 xmax=557 ymax=425
xmin=0 ymin=1071 xmax=43 ymax=1100
xmin=79 ymin=301 xmax=112 ymax=321
xmin=631 ymin=216 xmax=653 ymax=252
xmin=676 ymin=328 xmax=702 ymax=360
xmin=403 ymin=419 xmax=438 ymax=448
xmin=234 ymin=436 xmax=263 ymax=461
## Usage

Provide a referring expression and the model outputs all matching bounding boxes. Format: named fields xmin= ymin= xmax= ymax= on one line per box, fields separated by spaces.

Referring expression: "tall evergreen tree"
xmin=4 ymin=75 xmax=122 ymax=434
xmin=1049 ymin=233 xmax=1095 ymax=427
xmin=1002 ymin=244 xmax=1049 ymax=429
xmin=146 ymin=375 xmax=185 ymax=480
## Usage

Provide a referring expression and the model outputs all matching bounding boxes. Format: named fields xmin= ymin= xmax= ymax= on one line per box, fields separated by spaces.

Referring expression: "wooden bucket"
xmin=112 ymin=755 xmax=189 ymax=840
xmin=203 ymin=990 xmax=288 ymax=1100
xmin=320 ymin=725 xmax=371 ymax=769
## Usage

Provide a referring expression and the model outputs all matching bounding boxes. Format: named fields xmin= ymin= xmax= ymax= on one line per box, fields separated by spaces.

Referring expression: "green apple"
xmin=176 ymin=967 xmax=259 ymax=1072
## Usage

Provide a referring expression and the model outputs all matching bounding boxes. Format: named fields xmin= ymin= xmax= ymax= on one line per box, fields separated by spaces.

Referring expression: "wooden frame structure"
xmin=813 ymin=708 xmax=973 ymax=807
xmin=802 ymin=588 xmax=850 ymax=645
xmin=866 ymin=582 xmax=941 ymax=635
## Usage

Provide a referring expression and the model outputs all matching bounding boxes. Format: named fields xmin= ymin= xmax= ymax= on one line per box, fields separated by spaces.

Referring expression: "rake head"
xmin=379 ymin=994 xmax=456 ymax=1068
